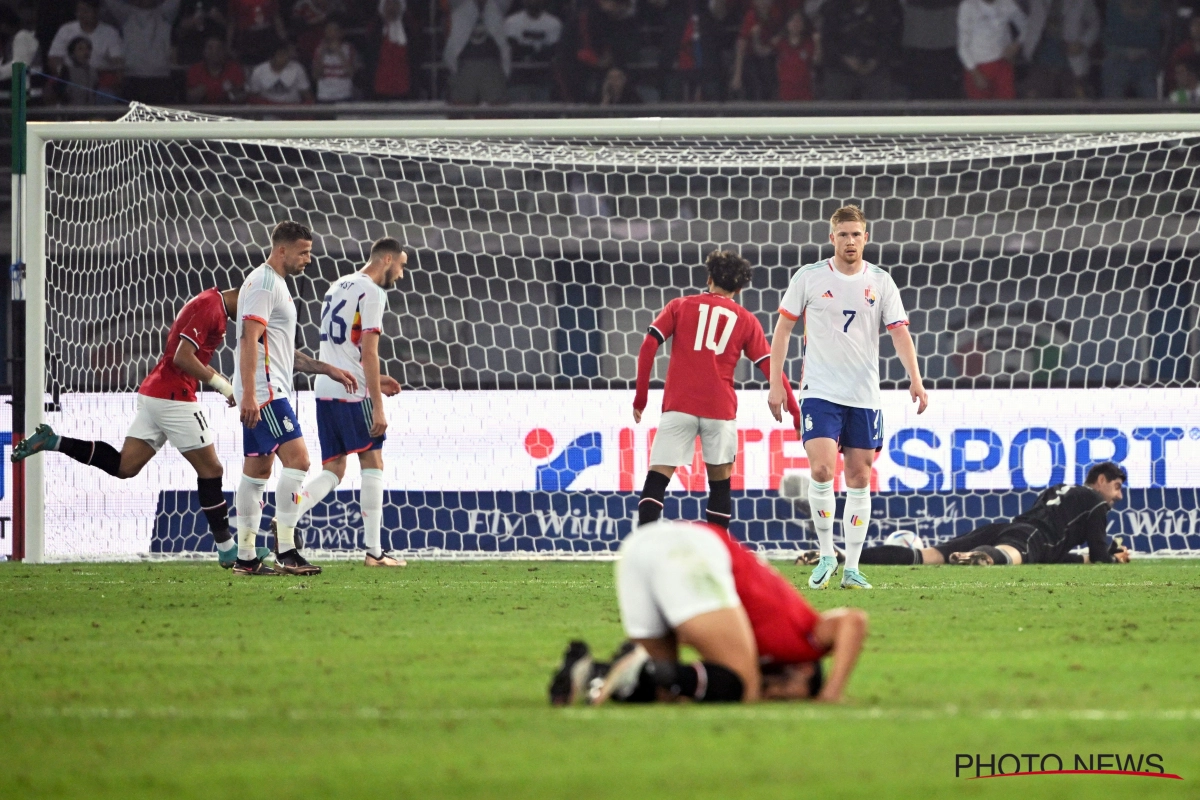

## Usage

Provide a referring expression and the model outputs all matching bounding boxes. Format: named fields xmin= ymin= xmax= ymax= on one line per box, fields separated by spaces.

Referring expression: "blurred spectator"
xmin=48 ymin=1 xmax=123 ymax=95
xmin=957 ymin=0 xmax=1026 ymax=99
xmin=186 ymin=34 xmax=245 ymax=102
xmin=227 ymin=0 xmax=286 ymax=66
xmin=561 ymin=0 xmax=639 ymax=104
xmin=174 ymin=0 xmax=228 ymax=66
xmin=655 ymin=0 xmax=732 ymax=102
xmin=0 ymin=6 xmax=40 ymax=81
xmin=1167 ymin=16 xmax=1200 ymax=92
xmin=820 ymin=0 xmax=903 ymax=99
xmin=900 ymin=0 xmax=960 ymax=99
xmin=105 ymin=0 xmax=180 ymax=104
xmin=312 ymin=19 xmax=359 ymax=101
xmin=445 ymin=0 xmax=512 ymax=104
xmin=731 ymin=0 xmax=784 ymax=100
xmin=775 ymin=8 xmax=819 ymax=100
xmin=291 ymin=0 xmax=343 ymax=62
xmin=374 ymin=0 xmax=410 ymax=98
xmin=1168 ymin=56 xmax=1200 ymax=102
xmin=54 ymin=35 xmax=97 ymax=104
xmin=505 ymin=0 xmax=562 ymax=101
xmin=1100 ymin=0 xmax=1162 ymax=98
xmin=1021 ymin=0 xmax=1098 ymax=99
xmin=247 ymin=41 xmax=313 ymax=102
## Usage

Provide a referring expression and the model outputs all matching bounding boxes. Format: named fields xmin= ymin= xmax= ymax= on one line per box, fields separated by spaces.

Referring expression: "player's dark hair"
xmin=705 ymin=250 xmax=753 ymax=293
xmin=271 ymin=221 xmax=312 ymax=245
xmin=369 ymin=237 xmax=404 ymax=259
xmin=1085 ymin=461 xmax=1127 ymax=485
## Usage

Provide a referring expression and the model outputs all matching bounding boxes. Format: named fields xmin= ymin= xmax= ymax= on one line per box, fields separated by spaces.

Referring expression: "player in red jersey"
xmin=12 ymin=287 xmax=262 ymax=567
xmin=549 ymin=520 xmax=869 ymax=705
xmin=633 ymin=249 xmax=800 ymax=531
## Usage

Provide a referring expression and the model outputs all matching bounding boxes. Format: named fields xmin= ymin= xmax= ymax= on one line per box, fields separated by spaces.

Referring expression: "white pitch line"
xmin=5 ymin=706 xmax=1200 ymax=724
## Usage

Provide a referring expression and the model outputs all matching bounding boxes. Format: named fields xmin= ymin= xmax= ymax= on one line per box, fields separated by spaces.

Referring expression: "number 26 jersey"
xmin=650 ymin=292 xmax=771 ymax=421
xmin=777 ymin=260 xmax=908 ymax=411
xmin=314 ymin=271 xmax=386 ymax=401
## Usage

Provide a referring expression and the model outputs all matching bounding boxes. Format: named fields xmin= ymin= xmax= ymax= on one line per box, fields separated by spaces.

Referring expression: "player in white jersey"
xmin=284 ymin=238 xmax=407 ymax=567
xmin=233 ymin=221 xmax=357 ymax=576
xmin=767 ymin=205 xmax=928 ymax=590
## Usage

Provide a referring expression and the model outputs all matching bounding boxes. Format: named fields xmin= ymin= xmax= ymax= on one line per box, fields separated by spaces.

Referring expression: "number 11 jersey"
xmin=314 ymin=271 xmax=386 ymax=401
xmin=650 ymin=292 xmax=771 ymax=421
xmin=778 ymin=259 xmax=908 ymax=411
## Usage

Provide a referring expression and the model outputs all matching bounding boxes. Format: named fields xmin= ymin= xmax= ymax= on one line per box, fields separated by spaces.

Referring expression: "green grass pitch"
xmin=1 ymin=559 xmax=1198 ymax=799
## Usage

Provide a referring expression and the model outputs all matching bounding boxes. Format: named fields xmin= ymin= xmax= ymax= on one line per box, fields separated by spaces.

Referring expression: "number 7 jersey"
xmin=650 ymin=292 xmax=772 ymax=420
xmin=778 ymin=259 xmax=908 ymax=410
xmin=314 ymin=271 xmax=386 ymax=401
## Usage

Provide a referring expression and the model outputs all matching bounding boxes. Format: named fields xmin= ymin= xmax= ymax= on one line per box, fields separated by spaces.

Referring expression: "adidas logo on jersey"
xmin=822 ymin=290 xmax=834 ymax=299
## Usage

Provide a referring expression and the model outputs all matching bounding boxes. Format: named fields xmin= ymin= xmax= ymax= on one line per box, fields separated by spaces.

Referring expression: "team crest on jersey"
xmin=821 ymin=290 xmax=834 ymax=299
xmin=282 ymin=417 xmax=295 ymax=433
xmin=864 ymin=286 xmax=876 ymax=307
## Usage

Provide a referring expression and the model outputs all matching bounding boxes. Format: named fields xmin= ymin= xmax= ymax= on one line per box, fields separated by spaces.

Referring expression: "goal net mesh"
xmin=33 ymin=104 xmax=1200 ymax=560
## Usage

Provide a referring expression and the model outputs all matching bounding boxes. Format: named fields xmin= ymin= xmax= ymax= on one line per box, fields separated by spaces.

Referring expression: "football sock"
xmin=361 ymin=468 xmax=385 ymax=558
xmin=299 ymin=469 xmax=341 ymax=516
xmin=274 ymin=467 xmax=308 ymax=554
xmin=843 ymin=486 xmax=871 ymax=570
xmin=808 ymin=479 xmax=836 ymax=558
xmin=235 ymin=474 xmax=268 ymax=560
xmin=705 ymin=478 xmax=732 ymax=529
xmin=197 ymin=477 xmax=230 ymax=542
xmin=646 ymin=660 xmax=744 ymax=703
xmin=55 ymin=437 xmax=122 ymax=477
xmin=638 ymin=470 xmax=671 ymax=526
xmin=858 ymin=544 xmax=919 ymax=565
xmin=216 ymin=538 xmax=236 ymax=555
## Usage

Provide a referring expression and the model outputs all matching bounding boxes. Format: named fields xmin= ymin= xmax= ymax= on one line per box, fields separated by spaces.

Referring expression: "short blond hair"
xmin=830 ymin=205 xmax=868 ymax=230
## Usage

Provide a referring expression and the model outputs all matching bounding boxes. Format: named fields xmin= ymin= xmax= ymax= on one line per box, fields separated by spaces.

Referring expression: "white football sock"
xmin=843 ymin=486 xmax=871 ymax=570
xmin=361 ymin=469 xmax=385 ymax=558
xmin=299 ymin=469 xmax=341 ymax=516
xmin=808 ymin=479 xmax=836 ymax=558
xmin=236 ymin=475 xmax=268 ymax=560
xmin=215 ymin=538 xmax=236 ymax=554
xmin=274 ymin=467 xmax=308 ymax=554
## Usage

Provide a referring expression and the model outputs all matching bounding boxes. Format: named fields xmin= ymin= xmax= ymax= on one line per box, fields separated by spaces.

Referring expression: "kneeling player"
xmin=550 ymin=520 xmax=868 ymax=705
xmin=845 ymin=462 xmax=1130 ymax=567
xmin=281 ymin=238 xmax=407 ymax=566
xmin=10 ymin=286 xmax=270 ymax=568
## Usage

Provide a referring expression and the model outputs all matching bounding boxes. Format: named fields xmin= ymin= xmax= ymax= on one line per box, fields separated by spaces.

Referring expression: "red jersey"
xmin=139 ymin=289 xmax=229 ymax=401
xmin=230 ymin=0 xmax=277 ymax=30
xmin=186 ymin=61 xmax=246 ymax=103
xmin=639 ymin=293 xmax=770 ymax=420
xmin=776 ymin=36 xmax=815 ymax=101
xmin=709 ymin=524 xmax=826 ymax=664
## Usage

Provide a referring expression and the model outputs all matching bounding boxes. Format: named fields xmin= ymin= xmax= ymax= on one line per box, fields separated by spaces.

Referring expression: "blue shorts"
xmin=316 ymin=398 xmax=385 ymax=463
xmin=243 ymin=398 xmax=303 ymax=457
xmin=799 ymin=397 xmax=883 ymax=451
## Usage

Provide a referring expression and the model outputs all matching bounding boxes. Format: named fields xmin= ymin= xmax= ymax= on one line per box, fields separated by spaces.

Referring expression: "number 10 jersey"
xmin=777 ymin=259 xmax=908 ymax=411
xmin=315 ymin=271 xmax=386 ymax=401
xmin=649 ymin=292 xmax=772 ymax=421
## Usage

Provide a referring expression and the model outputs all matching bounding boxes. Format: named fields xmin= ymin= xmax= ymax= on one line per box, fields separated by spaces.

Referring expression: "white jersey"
xmin=314 ymin=271 xmax=386 ymax=401
xmin=778 ymin=259 xmax=908 ymax=410
xmin=233 ymin=263 xmax=298 ymax=406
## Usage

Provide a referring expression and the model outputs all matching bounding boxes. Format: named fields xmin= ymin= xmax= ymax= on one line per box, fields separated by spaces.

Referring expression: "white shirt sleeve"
xmin=778 ymin=271 xmax=808 ymax=321
xmin=247 ymin=63 xmax=268 ymax=94
xmin=241 ymin=278 xmax=274 ymax=324
xmin=359 ymin=287 xmax=385 ymax=332
xmin=289 ymin=62 xmax=311 ymax=91
xmin=48 ymin=25 xmax=74 ymax=59
xmin=957 ymin=0 xmax=977 ymax=70
xmin=880 ymin=273 xmax=909 ymax=329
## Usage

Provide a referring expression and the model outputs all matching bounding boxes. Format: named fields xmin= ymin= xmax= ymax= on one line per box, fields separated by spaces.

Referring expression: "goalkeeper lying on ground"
xmin=799 ymin=461 xmax=1130 ymax=568
xmin=549 ymin=520 xmax=868 ymax=705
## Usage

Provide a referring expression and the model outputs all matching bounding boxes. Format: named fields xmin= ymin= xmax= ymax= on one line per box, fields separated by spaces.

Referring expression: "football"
xmin=884 ymin=530 xmax=926 ymax=550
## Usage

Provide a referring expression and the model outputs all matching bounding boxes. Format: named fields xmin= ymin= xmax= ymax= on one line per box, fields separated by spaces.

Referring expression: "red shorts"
xmin=964 ymin=59 xmax=1015 ymax=100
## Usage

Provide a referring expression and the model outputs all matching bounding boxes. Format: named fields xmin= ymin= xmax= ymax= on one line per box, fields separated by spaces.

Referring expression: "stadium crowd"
xmin=2 ymin=0 xmax=1200 ymax=107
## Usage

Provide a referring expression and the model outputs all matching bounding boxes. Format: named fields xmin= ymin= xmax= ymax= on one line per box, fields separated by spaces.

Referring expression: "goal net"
xmin=17 ymin=106 xmax=1200 ymax=561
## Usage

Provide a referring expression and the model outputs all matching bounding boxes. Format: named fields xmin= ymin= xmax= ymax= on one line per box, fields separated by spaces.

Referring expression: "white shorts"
xmin=648 ymin=411 xmax=737 ymax=467
xmin=125 ymin=395 xmax=213 ymax=454
xmin=615 ymin=521 xmax=741 ymax=639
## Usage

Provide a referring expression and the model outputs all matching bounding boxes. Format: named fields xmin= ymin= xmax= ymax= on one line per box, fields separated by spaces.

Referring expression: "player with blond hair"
xmin=767 ymin=205 xmax=928 ymax=590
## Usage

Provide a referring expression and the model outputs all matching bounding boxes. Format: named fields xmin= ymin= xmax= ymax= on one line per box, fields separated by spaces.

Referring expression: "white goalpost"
xmin=14 ymin=110 xmax=1200 ymax=562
